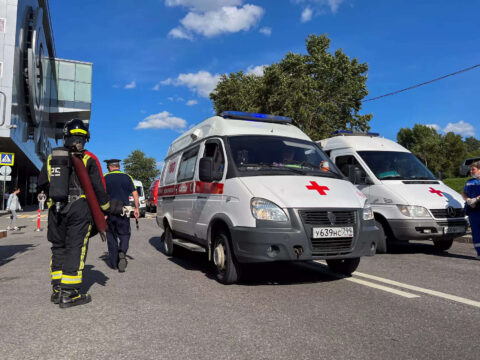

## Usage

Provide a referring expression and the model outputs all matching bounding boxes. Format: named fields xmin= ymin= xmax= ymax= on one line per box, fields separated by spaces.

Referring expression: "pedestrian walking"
xmin=6 ymin=188 xmax=22 ymax=231
xmin=38 ymin=119 xmax=110 ymax=308
xmin=104 ymin=159 xmax=139 ymax=272
xmin=462 ymin=160 xmax=480 ymax=259
xmin=37 ymin=190 xmax=47 ymax=211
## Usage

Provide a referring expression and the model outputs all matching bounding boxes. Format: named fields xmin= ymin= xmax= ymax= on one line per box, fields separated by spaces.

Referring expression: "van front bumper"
xmin=389 ymin=218 xmax=468 ymax=241
xmin=230 ymin=210 xmax=379 ymax=263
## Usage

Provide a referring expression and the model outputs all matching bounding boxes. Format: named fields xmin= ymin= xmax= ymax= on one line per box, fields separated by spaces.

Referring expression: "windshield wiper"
xmin=380 ymin=175 xmax=403 ymax=180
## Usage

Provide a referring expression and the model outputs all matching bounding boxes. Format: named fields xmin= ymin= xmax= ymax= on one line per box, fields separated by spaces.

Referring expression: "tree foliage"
xmin=465 ymin=136 xmax=480 ymax=156
xmin=397 ymin=124 xmax=469 ymax=178
xmin=123 ymin=150 xmax=160 ymax=190
xmin=210 ymin=34 xmax=372 ymax=140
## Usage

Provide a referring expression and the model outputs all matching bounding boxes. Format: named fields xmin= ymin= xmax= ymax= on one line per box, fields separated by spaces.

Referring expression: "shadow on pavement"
xmin=148 ymin=236 xmax=339 ymax=285
xmin=389 ymin=242 xmax=478 ymax=260
xmin=0 ymin=244 xmax=35 ymax=267
xmin=81 ymin=265 xmax=109 ymax=293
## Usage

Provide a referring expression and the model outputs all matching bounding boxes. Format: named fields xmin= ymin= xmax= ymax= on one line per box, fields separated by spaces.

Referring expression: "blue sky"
xmin=49 ymin=0 xmax=480 ymax=171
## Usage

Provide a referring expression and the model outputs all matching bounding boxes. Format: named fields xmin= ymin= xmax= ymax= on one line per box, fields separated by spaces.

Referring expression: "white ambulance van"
xmin=157 ymin=112 xmax=379 ymax=284
xmin=318 ymin=131 xmax=468 ymax=253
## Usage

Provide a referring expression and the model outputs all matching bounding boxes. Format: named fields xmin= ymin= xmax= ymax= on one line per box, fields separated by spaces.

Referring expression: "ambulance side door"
xmin=173 ymin=146 xmax=199 ymax=236
xmin=193 ymin=138 xmax=226 ymax=245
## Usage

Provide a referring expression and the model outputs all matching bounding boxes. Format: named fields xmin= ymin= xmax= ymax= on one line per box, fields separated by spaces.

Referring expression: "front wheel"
xmin=163 ymin=226 xmax=175 ymax=256
xmin=375 ymin=220 xmax=388 ymax=254
xmin=213 ymin=231 xmax=240 ymax=284
xmin=326 ymin=257 xmax=360 ymax=276
xmin=433 ymin=238 xmax=453 ymax=251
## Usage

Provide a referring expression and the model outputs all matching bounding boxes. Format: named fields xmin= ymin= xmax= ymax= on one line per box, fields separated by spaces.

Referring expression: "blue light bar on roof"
xmin=221 ymin=111 xmax=292 ymax=124
xmin=331 ymin=130 xmax=380 ymax=137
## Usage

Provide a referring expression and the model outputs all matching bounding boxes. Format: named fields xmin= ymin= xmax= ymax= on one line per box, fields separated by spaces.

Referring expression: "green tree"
xmin=397 ymin=125 xmax=467 ymax=178
xmin=123 ymin=150 xmax=160 ymax=190
xmin=464 ymin=136 xmax=480 ymax=155
xmin=210 ymin=34 xmax=372 ymax=140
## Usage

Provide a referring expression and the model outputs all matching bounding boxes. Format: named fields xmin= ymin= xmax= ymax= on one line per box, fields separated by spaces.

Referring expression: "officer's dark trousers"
xmin=106 ymin=215 xmax=131 ymax=268
xmin=48 ymin=199 xmax=92 ymax=290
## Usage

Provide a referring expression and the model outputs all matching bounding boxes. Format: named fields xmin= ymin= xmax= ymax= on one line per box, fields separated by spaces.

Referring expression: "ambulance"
xmin=318 ymin=131 xmax=468 ymax=253
xmin=157 ymin=112 xmax=379 ymax=284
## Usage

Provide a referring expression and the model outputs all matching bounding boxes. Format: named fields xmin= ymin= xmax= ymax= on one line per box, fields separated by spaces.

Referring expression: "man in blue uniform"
xmin=104 ymin=159 xmax=139 ymax=272
xmin=463 ymin=161 xmax=480 ymax=259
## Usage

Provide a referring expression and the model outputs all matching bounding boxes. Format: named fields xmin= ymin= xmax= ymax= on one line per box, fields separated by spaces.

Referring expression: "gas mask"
xmin=64 ymin=135 xmax=86 ymax=151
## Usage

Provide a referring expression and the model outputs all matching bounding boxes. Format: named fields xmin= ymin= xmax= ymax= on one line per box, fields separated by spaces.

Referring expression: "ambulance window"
xmin=335 ymin=155 xmax=365 ymax=177
xmin=204 ymin=141 xmax=225 ymax=174
xmin=177 ymin=147 xmax=199 ymax=182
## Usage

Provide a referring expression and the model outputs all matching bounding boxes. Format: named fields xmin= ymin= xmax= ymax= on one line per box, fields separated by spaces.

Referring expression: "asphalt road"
xmin=1 ymin=211 xmax=479 ymax=360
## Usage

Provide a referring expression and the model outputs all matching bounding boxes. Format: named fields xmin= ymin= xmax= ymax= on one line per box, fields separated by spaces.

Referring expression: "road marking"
xmin=353 ymin=271 xmax=480 ymax=308
xmin=345 ymin=277 xmax=420 ymax=298
xmin=310 ymin=260 xmax=419 ymax=298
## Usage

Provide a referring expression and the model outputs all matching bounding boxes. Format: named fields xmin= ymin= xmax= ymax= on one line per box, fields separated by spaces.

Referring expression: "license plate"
xmin=312 ymin=227 xmax=354 ymax=238
xmin=443 ymin=226 xmax=464 ymax=234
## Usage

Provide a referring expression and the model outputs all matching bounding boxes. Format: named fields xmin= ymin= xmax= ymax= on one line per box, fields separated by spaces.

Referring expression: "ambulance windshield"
xmin=228 ymin=136 xmax=341 ymax=177
xmin=358 ymin=151 xmax=436 ymax=180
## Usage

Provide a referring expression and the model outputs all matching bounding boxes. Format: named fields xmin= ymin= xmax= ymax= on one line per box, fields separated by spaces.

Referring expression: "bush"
xmin=443 ymin=177 xmax=469 ymax=194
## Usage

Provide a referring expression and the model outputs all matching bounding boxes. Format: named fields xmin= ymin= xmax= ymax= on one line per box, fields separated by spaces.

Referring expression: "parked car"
xmin=129 ymin=179 xmax=146 ymax=217
xmin=146 ymin=178 xmax=160 ymax=212
xmin=459 ymin=157 xmax=480 ymax=177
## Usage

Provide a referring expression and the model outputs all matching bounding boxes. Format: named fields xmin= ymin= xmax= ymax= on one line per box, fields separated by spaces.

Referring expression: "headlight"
xmin=397 ymin=205 xmax=431 ymax=218
xmin=362 ymin=203 xmax=374 ymax=220
xmin=251 ymin=198 xmax=288 ymax=222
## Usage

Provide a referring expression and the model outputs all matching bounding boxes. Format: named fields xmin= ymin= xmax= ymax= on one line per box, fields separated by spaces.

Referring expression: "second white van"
xmin=319 ymin=131 xmax=468 ymax=253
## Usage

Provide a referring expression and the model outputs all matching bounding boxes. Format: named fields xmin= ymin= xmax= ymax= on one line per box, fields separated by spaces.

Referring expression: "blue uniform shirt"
xmin=464 ymin=177 xmax=480 ymax=214
xmin=104 ymin=171 xmax=136 ymax=206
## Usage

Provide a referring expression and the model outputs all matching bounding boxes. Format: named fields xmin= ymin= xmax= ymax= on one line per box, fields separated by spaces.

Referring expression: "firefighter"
xmin=38 ymin=119 xmax=110 ymax=308
xmin=103 ymin=159 xmax=139 ymax=272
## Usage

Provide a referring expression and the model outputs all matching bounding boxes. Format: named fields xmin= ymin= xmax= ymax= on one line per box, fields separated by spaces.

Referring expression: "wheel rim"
xmin=213 ymin=243 xmax=226 ymax=271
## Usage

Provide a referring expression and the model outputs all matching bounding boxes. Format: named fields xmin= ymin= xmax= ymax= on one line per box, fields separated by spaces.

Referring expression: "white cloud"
xmin=259 ymin=26 xmax=272 ymax=36
xmin=180 ymin=5 xmax=264 ymax=37
xmin=125 ymin=81 xmax=136 ymax=89
xmin=167 ymin=1 xmax=265 ymax=39
xmin=152 ymin=84 xmax=160 ymax=91
xmin=426 ymin=124 xmax=441 ymax=131
xmin=443 ymin=121 xmax=475 ymax=137
xmin=160 ymin=71 xmax=221 ymax=98
xmin=301 ymin=7 xmax=313 ymax=22
xmin=246 ymin=64 xmax=266 ymax=76
xmin=186 ymin=99 xmax=198 ymax=106
xmin=165 ymin=0 xmax=242 ymax=12
xmin=294 ymin=0 xmax=346 ymax=16
xmin=168 ymin=27 xmax=193 ymax=40
xmin=113 ymin=84 xmax=120 ymax=89
xmin=136 ymin=111 xmax=187 ymax=130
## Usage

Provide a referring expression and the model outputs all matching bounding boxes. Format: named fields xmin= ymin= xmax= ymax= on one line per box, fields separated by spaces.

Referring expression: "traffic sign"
xmin=0 ymin=152 xmax=14 ymax=166
xmin=0 ymin=166 xmax=12 ymax=176
xmin=1 ymin=175 xmax=11 ymax=181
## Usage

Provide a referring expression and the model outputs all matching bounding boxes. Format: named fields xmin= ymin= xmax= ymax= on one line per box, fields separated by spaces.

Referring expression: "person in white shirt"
xmin=37 ymin=190 xmax=47 ymax=211
xmin=6 ymin=188 xmax=22 ymax=231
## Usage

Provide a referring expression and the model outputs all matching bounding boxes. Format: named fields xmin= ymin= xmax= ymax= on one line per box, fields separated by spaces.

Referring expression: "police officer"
xmin=38 ymin=119 xmax=110 ymax=308
xmin=104 ymin=159 xmax=139 ymax=272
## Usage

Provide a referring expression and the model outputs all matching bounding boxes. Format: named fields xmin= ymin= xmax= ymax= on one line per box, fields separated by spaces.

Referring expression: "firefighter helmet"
xmin=63 ymin=119 xmax=90 ymax=149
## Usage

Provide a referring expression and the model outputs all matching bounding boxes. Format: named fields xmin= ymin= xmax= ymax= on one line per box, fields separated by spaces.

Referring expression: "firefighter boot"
xmin=51 ymin=285 xmax=61 ymax=304
xmin=59 ymin=289 xmax=92 ymax=309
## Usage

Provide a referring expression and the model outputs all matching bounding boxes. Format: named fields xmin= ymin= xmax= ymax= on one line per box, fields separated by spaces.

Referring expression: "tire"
xmin=163 ymin=226 xmax=175 ymax=256
xmin=326 ymin=257 xmax=360 ymax=276
xmin=433 ymin=238 xmax=453 ymax=251
xmin=375 ymin=220 xmax=388 ymax=254
xmin=212 ymin=231 xmax=240 ymax=284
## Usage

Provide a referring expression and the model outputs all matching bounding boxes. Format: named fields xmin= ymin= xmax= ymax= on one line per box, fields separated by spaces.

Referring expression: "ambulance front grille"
xmin=430 ymin=208 xmax=464 ymax=218
xmin=310 ymin=238 xmax=353 ymax=255
xmin=299 ymin=210 xmax=356 ymax=225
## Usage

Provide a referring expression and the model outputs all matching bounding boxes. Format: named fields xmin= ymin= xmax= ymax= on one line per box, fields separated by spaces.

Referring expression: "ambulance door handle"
xmin=197 ymin=195 xmax=208 ymax=199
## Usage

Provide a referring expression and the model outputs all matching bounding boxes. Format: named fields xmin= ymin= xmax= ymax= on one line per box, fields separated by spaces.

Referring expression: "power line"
xmin=364 ymin=63 xmax=480 ymax=102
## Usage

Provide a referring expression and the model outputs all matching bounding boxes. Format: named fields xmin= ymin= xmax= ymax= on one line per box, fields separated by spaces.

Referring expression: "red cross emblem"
xmin=306 ymin=181 xmax=330 ymax=195
xmin=429 ymin=187 xmax=443 ymax=197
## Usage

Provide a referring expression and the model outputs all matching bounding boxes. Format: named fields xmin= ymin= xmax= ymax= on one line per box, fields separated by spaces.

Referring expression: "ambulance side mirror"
xmin=348 ymin=165 xmax=365 ymax=185
xmin=199 ymin=157 xmax=214 ymax=182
